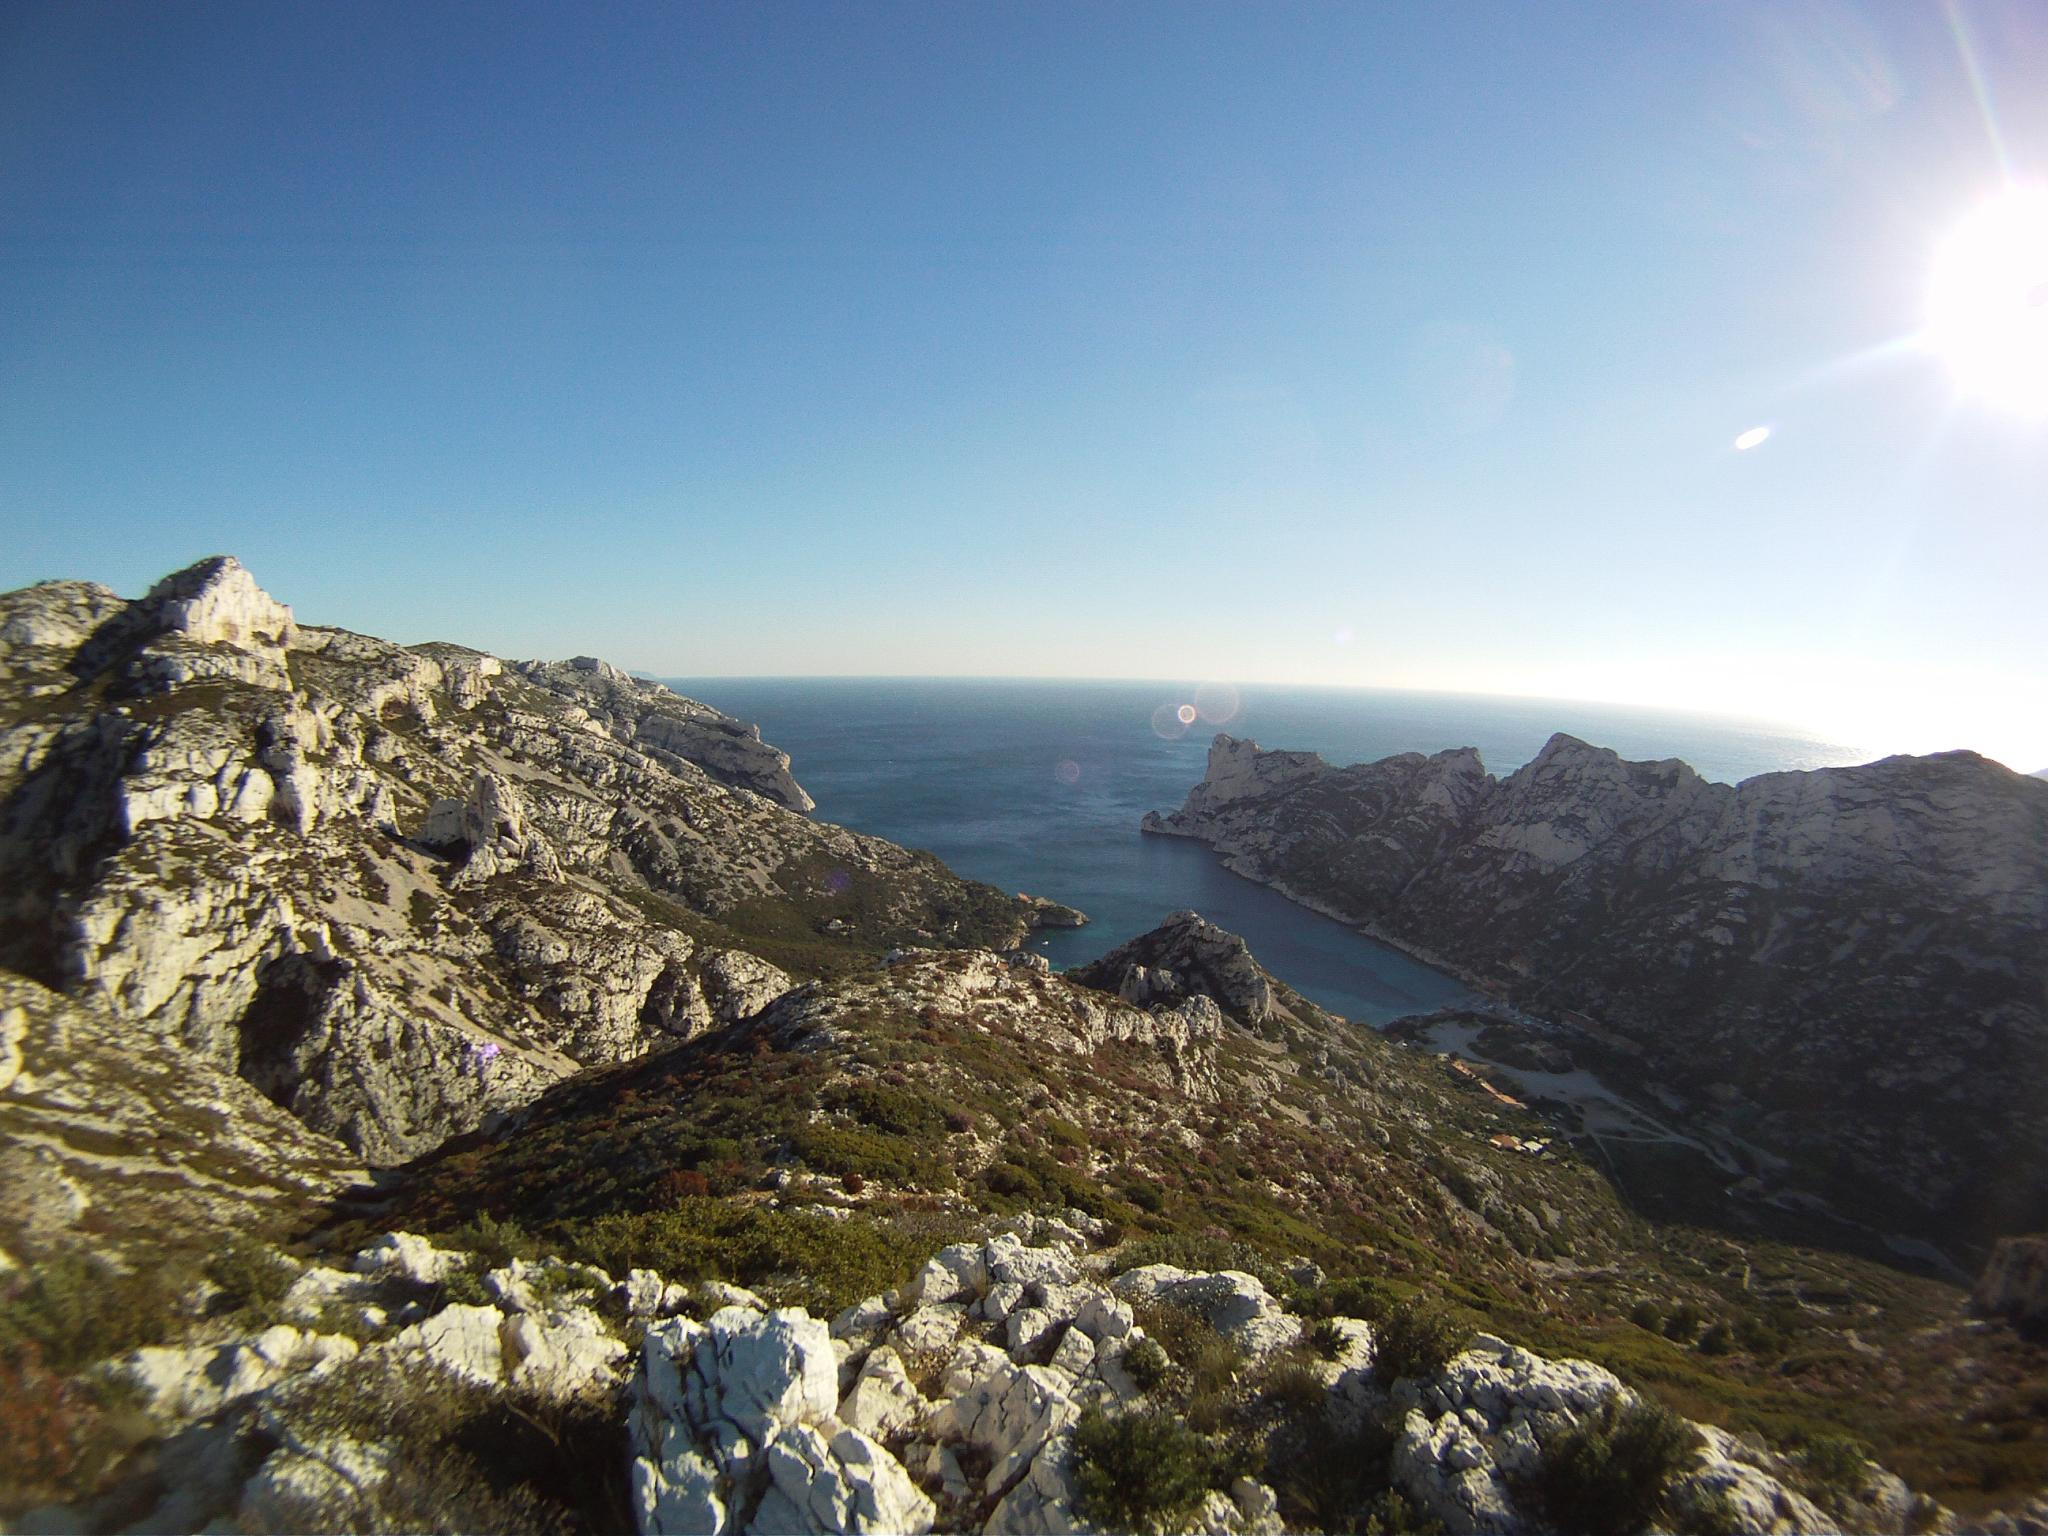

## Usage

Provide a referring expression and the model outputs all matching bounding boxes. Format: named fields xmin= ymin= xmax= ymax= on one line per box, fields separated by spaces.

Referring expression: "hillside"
xmin=1145 ymin=733 xmax=2048 ymax=1255
xmin=0 ymin=558 xmax=1067 ymax=1164
xmin=2 ymin=560 xmax=2045 ymax=1532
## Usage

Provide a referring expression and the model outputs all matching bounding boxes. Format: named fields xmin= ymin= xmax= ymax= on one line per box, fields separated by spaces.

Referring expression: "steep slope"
xmin=0 ymin=972 xmax=364 ymax=1275
xmin=363 ymin=917 xmax=2048 ymax=1510
xmin=1144 ymin=733 xmax=2048 ymax=1251
xmin=0 ymin=558 xmax=1064 ymax=1163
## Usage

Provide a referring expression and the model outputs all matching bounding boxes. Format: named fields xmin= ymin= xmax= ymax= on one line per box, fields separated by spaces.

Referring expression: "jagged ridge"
xmin=1145 ymin=732 xmax=2048 ymax=1251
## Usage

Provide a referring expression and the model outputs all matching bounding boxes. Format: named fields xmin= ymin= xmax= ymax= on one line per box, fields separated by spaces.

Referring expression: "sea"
xmin=662 ymin=678 xmax=1865 ymax=1026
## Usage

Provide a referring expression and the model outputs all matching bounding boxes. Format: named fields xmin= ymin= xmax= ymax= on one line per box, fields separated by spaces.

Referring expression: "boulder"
xmin=837 ymin=1345 xmax=926 ymax=1438
xmin=115 ymin=1327 xmax=359 ymax=1422
xmin=386 ymin=1304 xmax=506 ymax=1386
xmin=1974 ymin=1235 xmax=2048 ymax=1330
xmin=502 ymin=1306 xmax=627 ymax=1398
xmin=629 ymin=1306 xmax=933 ymax=1536
xmin=350 ymin=1232 xmax=470 ymax=1287
xmin=1110 ymin=1265 xmax=1300 ymax=1355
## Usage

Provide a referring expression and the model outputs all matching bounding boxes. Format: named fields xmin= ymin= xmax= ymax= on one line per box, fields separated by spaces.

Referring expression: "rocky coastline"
xmin=1145 ymin=732 xmax=2048 ymax=1254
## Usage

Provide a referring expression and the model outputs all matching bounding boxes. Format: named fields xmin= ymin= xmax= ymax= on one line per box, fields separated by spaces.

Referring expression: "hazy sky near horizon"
xmin=3 ymin=3 xmax=2046 ymax=766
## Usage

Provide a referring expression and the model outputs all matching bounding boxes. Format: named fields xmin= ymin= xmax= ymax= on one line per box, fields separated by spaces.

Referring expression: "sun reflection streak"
xmin=1941 ymin=0 xmax=2013 ymax=180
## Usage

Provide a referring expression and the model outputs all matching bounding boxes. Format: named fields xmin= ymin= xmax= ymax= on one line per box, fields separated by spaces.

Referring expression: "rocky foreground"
xmin=6 ymin=1221 xmax=1935 ymax=1536
xmin=1144 ymin=733 xmax=2048 ymax=1252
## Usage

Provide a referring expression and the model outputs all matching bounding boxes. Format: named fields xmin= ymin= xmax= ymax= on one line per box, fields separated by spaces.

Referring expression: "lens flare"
xmin=1194 ymin=681 xmax=1241 ymax=724
xmin=1150 ymin=703 xmax=1190 ymax=740
xmin=1053 ymin=758 xmax=1081 ymax=784
xmin=1927 ymin=184 xmax=2048 ymax=415
xmin=1733 ymin=426 xmax=1771 ymax=451
xmin=1175 ymin=704 xmax=1198 ymax=726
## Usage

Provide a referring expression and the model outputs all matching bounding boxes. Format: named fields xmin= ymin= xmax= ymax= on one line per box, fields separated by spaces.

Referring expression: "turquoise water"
xmin=664 ymin=678 xmax=1862 ymax=1025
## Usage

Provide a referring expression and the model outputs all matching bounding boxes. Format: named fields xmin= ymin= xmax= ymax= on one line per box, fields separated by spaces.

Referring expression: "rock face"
xmin=512 ymin=653 xmax=815 ymax=814
xmin=1974 ymin=1235 xmax=2048 ymax=1331
xmin=1147 ymin=732 xmax=2048 ymax=1248
xmin=0 ymin=972 xmax=364 ymax=1270
xmin=1384 ymin=1334 xmax=1850 ymax=1536
xmin=1068 ymin=909 xmax=1274 ymax=1026
xmin=0 ymin=557 xmax=1061 ymax=1165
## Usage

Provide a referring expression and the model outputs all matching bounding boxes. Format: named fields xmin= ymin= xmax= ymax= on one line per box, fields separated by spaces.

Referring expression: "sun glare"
xmin=1926 ymin=184 xmax=2048 ymax=415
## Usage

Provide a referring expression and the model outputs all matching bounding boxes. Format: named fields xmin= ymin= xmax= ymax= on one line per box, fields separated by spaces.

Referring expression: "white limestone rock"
xmin=114 ymin=1326 xmax=360 ymax=1422
xmin=502 ymin=1305 xmax=628 ymax=1398
xmin=629 ymin=1306 xmax=933 ymax=1536
xmin=623 ymin=1267 xmax=697 ymax=1319
xmin=907 ymin=1242 xmax=988 ymax=1306
xmin=1110 ymin=1265 xmax=1301 ymax=1356
xmin=386 ymin=1303 xmax=507 ymax=1386
xmin=890 ymin=1302 xmax=967 ymax=1356
xmin=142 ymin=556 xmax=299 ymax=654
xmin=838 ymin=1345 xmax=926 ymax=1438
xmin=746 ymin=1422 xmax=935 ymax=1535
xmin=830 ymin=1293 xmax=895 ymax=1344
xmin=350 ymin=1231 xmax=470 ymax=1287
xmin=985 ymin=1233 xmax=1080 ymax=1290
xmin=238 ymin=1434 xmax=393 ymax=1532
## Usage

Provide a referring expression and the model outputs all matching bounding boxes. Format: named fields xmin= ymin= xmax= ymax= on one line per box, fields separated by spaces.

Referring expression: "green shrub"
xmin=205 ymin=1236 xmax=295 ymax=1317
xmin=824 ymin=1081 xmax=951 ymax=1140
xmin=1362 ymin=1488 xmax=1448 ymax=1535
xmin=259 ymin=1354 xmax=629 ymax=1535
xmin=1663 ymin=1301 xmax=1705 ymax=1345
xmin=1799 ymin=1434 xmax=1872 ymax=1507
xmin=789 ymin=1124 xmax=951 ymax=1189
xmin=1320 ymin=1274 xmax=1398 ymax=1321
xmin=0 ymin=1251 xmax=186 ymax=1374
xmin=1307 ymin=1317 xmax=1349 ymax=1361
xmin=1530 ymin=1394 xmax=1702 ymax=1536
xmin=1372 ymin=1296 xmax=1468 ymax=1384
xmin=441 ymin=1212 xmax=541 ymax=1268
xmin=1124 ymin=1335 xmax=1171 ymax=1393
xmin=1268 ymin=1402 xmax=1401 ymax=1533
xmin=561 ymin=1197 xmax=932 ymax=1314
xmin=1629 ymin=1299 xmax=1665 ymax=1332
xmin=1071 ymin=1405 xmax=1222 ymax=1534
xmin=438 ymin=1265 xmax=492 ymax=1308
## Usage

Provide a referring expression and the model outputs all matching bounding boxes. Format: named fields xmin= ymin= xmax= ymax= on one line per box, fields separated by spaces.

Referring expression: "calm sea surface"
xmin=663 ymin=679 xmax=1863 ymax=1025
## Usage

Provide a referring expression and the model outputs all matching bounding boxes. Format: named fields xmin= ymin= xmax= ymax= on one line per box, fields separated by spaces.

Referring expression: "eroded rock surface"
xmin=0 ymin=556 xmax=1060 ymax=1163
xmin=1148 ymin=732 xmax=2048 ymax=1246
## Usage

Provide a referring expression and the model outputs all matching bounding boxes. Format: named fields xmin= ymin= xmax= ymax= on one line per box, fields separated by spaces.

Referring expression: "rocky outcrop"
xmin=1973 ymin=1236 xmax=2048 ymax=1331
xmin=0 ymin=557 xmax=1061 ymax=1164
xmin=21 ymin=1226 xmax=1927 ymax=1536
xmin=755 ymin=946 xmax=1228 ymax=1101
xmin=513 ymin=653 xmax=816 ymax=813
xmin=1068 ymin=909 xmax=1274 ymax=1026
xmin=0 ymin=973 xmax=363 ymax=1270
xmin=1017 ymin=893 xmax=1089 ymax=929
xmin=1379 ymin=1334 xmax=1887 ymax=1536
xmin=1149 ymin=732 xmax=2048 ymax=1248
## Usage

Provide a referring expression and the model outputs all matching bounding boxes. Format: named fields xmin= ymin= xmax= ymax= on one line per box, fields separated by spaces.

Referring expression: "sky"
xmin=3 ymin=2 xmax=2046 ymax=768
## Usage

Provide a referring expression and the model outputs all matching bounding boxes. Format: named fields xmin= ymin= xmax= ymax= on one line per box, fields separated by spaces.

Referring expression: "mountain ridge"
xmin=1144 ymin=731 xmax=2048 ymax=1254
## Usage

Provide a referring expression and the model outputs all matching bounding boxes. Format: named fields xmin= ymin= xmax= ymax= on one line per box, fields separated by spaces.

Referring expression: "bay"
xmin=664 ymin=678 xmax=1864 ymax=1025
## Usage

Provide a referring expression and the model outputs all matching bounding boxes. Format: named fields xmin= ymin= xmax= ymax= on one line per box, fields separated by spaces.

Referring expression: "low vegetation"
xmin=1071 ymin=1404 xmax=1229 ymax=1535
xmin=1525 ymin=1395 xmax=1703 ymax=1536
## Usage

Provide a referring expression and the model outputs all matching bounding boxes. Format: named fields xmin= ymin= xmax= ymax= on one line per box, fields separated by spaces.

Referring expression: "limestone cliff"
xmin=0 ymin=557 xmax=1058 ymax=1165
xmin=1147 ymin=732 xmax=2048 ymax=1250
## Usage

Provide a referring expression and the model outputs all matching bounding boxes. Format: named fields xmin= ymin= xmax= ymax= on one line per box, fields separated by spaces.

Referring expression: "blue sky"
xmin=3 ymin=2 xmax=2045 ymax=765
